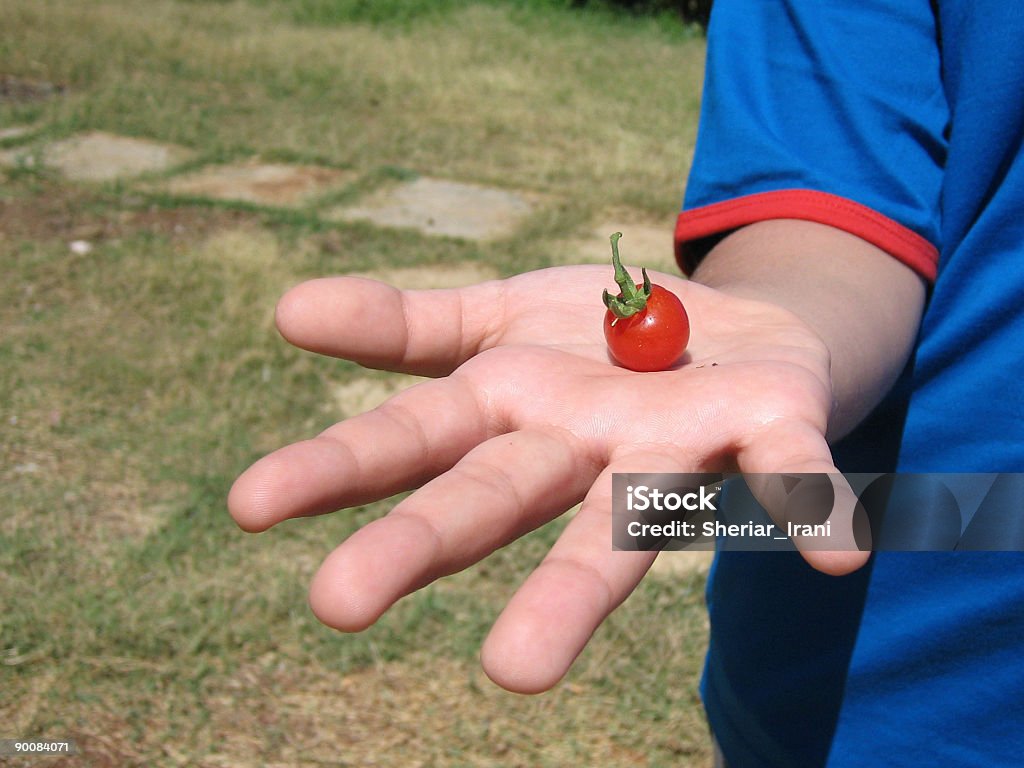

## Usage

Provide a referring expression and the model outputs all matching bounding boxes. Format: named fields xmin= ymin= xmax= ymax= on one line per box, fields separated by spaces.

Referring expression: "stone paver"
xmin=0 ymin=125 xmax=34 ymax=141
xmin=160 ymin=162 xmax=356 ymax=207
xmin=329 ymin=177 xmax=537 ymax=241
xmin=42 ymin=131 xmax=194 ymax=182
xmin=556 ymin=217 xmax=680 ymax=274
xmin=0 ymin=147 xmax=27 ymax=169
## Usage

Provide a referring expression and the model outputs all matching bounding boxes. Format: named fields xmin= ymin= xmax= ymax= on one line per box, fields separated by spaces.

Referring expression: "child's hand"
xmin=228 ymin=265 xmax=866 ymax=693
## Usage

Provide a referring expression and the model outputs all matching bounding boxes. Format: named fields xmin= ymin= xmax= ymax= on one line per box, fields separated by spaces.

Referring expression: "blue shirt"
xmin=675 ymin=1 xmax=1024 ymax=764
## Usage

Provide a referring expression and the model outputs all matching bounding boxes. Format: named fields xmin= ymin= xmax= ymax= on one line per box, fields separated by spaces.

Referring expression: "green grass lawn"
xmin=1 ymin=1 xmax=711 ymax=764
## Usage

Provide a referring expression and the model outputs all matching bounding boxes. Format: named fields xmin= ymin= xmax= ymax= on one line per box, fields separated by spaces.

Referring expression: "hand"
xmin=228 ymin=265 xmax=869 ymax=693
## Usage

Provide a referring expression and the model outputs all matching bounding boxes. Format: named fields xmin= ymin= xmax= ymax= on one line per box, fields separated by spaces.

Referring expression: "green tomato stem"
xmin=602 ymin=232 xmax=651 ymax=323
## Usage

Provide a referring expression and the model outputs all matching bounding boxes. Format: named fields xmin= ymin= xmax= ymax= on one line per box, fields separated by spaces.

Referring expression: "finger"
xmin=275 ymin=276 xmax=506 ymax=376
xmin=306 ymin=428 xmax=599 ymax=632
xmin=737 ymin=419 xmax=870 ymax=575
xmin=228 ymin=376 xmax=488 ymax=532
xmin=480 ymin=451 xmax=682 ymax=694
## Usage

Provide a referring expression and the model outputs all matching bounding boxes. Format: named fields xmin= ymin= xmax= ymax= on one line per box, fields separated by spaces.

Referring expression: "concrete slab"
xmin=0 ymin=125 xmax=34 ymax=141
xmin=160 ymin=162 xmax=356 ymax=207
xmin=329 ymin=177 xmax=537 ymax=241
xmin=0 ymin=147 xmax=27 ymax=169
xmin=42 ymin=131 xmax=194 ymax=182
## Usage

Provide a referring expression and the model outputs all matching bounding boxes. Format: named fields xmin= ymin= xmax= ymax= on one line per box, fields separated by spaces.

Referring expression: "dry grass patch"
xmin=0 ymin=215 xmax=304 ymax=555
xmin=0 ymin=184 xmax=262 ymax=245
xmin=198 ymin=655 xmax=668 ymax=767
xmin=23 ymin=649 xmax=709 ymax=767
xmin=550 ymin=208 xmax=681 ymax=274
xmin=333 ymin=374 xmax=428 ymax=419
xmin=348 ymin=262 xmax=501 ymax=291
xmin=649 ymin=549 xmax=715 ymax=578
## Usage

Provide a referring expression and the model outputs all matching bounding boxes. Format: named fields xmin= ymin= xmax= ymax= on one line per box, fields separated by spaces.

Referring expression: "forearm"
xmin=691 ymin=219 xmax=927 ymax=440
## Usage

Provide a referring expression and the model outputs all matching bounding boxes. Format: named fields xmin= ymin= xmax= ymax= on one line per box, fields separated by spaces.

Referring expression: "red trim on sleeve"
xmin=674 ymin=189 xmax=939 ymax=282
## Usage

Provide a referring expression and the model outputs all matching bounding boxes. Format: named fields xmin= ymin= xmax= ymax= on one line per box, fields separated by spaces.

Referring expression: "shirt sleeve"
xmin=676 ymin=0 xmax=947 ymax=281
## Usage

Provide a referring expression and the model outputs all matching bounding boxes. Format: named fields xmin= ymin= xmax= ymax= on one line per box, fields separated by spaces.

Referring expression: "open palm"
xmin=229 ymin=264 xmax=865 ymax=693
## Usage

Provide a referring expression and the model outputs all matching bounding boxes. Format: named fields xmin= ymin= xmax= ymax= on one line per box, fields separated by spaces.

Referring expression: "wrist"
xmin=690 ymin=220 xmax=925 ymax=440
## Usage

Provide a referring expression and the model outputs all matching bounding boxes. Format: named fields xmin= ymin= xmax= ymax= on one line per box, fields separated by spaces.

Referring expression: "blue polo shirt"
xmin=675 ymin=1 xmax=1024 ymax=765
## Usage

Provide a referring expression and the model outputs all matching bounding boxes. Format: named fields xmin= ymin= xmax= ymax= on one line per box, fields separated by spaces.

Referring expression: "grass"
xmin=1 ymin=1 xmax=710 ymax=764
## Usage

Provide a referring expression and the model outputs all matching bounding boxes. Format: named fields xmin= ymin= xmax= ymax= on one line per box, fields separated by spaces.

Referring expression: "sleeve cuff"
xmin=674 ymin=189 xmax=939 ymax=282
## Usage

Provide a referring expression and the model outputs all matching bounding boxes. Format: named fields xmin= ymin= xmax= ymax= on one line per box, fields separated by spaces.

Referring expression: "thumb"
xmin=274 ymin=276 xmax=505 ymax=376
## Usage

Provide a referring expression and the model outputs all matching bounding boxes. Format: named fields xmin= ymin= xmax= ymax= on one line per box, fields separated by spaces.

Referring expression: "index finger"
xmin=274 ymin=276 xmax=508 ymax=377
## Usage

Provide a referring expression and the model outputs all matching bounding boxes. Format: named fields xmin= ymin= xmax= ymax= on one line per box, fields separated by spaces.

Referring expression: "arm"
xmin=691 ymin=219 xmax=926 ymax=441
xmin=677 ymin=0 xmax=942 ymax=436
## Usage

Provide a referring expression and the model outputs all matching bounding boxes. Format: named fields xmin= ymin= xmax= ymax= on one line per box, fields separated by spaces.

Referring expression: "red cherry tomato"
xmin=604 ymin=284 xmax=689 ymax=372
xmin=601 ymin=232 xmax=689 ymax=372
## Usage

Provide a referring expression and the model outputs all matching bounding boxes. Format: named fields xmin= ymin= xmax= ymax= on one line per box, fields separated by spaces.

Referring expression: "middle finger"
xmin=307 ymin=426 xmax=600 ymax=632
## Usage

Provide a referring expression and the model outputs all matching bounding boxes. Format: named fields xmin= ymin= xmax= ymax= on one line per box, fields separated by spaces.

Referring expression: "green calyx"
xmin=601 ymin=232 xmax=651 ymax=325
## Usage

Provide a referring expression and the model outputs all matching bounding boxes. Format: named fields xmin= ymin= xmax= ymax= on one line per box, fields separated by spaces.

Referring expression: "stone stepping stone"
xmin=328 ymin=177 xmax=537 ymax=241
xmin=0 ymin=125 xmax=34 ymax=141
xmin=41 ymin=131 xmax=195 ymax=182
xmin=0 ymin=147 xmax=26 ymax=169
xmin=0 ymin=127 xmax=38 ymax=170
xmin=160 ymin=162 xmax=357 ymax=207
xmin=1 ymin=126 xmax=40 ymax=171
xmin=556 ymin=217 xmax=680 ymax=274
